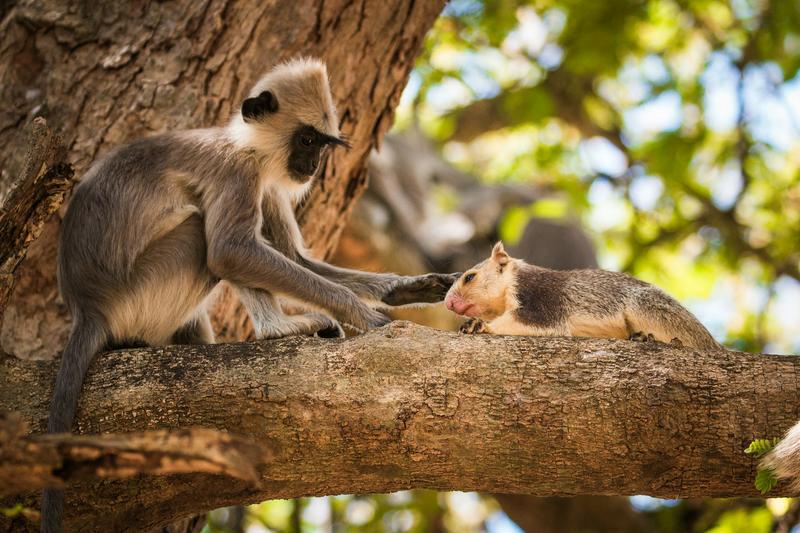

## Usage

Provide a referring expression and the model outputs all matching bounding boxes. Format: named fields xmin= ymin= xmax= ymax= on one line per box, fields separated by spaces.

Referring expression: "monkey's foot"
xmin=316 ymin=324 xmax=344 ymax=338
xmin=460 ymin=318 xmax=487 ymax=335
xmin=311 ymin=314 xmax=345 ymax=339
xmin=629 ymin=331 xmax=656 ymax=343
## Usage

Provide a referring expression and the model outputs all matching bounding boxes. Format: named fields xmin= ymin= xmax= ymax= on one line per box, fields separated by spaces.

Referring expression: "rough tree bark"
xmin=0 ymin=0 xmax=445 ymax=357
xmin=1 ymin=322 xmax=798 ymax=530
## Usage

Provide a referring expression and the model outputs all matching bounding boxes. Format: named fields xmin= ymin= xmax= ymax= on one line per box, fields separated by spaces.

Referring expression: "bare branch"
xmin=0 ymin=412 xmax=265 ymax=498
xmin=0 ymin=118 xmax=72 ymax=324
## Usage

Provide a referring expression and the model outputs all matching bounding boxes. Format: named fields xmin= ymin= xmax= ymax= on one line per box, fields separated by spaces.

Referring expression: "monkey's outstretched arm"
xmin=299 ymin=256 xmax=459 ymax=305
xmin=205 ymin=185 xmax=388 ymax=331
xmin=382 ymin=272 xmax=461 ymax=306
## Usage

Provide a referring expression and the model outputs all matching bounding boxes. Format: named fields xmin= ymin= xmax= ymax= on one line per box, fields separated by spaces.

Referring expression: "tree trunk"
xmin=1 ymin=322 xmax=798 ymax=530
xmin=0 ymin=0 xmax=445 ymax=357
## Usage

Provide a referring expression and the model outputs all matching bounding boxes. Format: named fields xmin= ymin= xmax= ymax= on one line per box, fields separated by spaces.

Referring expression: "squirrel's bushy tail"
xmin=41 ymin=315 xmax=107 ymax=533
xmin=761 ymin=421 xmax=800 ymax=491
xmin=628 ymin=288 xmax=721 ymax=351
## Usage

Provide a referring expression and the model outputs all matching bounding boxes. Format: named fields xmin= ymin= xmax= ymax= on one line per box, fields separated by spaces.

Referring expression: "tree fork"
xmin=1 ymin=322 xmax=797 ymax=530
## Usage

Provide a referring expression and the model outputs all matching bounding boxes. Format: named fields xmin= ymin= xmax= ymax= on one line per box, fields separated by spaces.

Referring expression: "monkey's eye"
xmin=301 ymin=135 xmax=314 ymax=147
xmin=463 ymin=272 xmax=476 ymax=284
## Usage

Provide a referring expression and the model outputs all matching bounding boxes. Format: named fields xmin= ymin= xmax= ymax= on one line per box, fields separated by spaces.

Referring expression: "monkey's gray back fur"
xmin=58 ymin=133 xmax=239 ymax=346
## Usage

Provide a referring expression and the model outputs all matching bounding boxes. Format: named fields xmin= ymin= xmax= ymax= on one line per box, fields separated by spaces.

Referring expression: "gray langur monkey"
xmin=41 ymin=57 xmax=457 ymax=532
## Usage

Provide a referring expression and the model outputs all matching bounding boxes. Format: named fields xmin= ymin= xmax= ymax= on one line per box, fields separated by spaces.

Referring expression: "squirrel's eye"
xmin=463 ymin=273 xmax=476 ymax=284
xmin=301 ymin=135 xmax=313 ymax=147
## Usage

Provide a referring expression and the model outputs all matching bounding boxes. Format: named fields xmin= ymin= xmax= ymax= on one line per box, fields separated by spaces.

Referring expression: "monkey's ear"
xmin=491 ymin=241 xmax=509 ymax=267
xmin=242 ymin=90 xmax=279 ymax=122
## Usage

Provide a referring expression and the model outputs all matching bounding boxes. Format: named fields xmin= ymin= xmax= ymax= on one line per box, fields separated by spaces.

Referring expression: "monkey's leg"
xmin=106 ymin=214 xmax=220 ymax=346
xmin=171 ymin=309 xmax=215 ymax=345
xmin=237 ymin=287 xmax=344 ymax=339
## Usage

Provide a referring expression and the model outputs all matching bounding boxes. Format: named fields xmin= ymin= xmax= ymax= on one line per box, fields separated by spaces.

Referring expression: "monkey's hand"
xmin=459 ymin=317 xmax=488 ymax=335
xmin=382 ymin=272 xmax=461 ymax=306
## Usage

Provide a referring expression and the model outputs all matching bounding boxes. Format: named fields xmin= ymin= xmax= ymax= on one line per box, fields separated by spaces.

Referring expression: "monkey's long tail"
xmin=761 ymin=420 xmax=800 ymax=491
xmin=41 ymin=316 xmax=107 ymax=533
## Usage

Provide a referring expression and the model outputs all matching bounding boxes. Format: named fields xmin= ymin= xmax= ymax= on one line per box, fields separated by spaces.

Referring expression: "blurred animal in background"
xmin=352 ymin=127 xmax=596 ymax=273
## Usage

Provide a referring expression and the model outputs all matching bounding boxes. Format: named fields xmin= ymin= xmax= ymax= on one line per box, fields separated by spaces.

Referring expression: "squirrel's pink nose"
xmin=445 ymin=294 xmax=475 ymax=316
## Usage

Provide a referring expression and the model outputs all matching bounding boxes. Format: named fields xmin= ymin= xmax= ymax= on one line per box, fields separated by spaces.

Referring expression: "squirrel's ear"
xmin=491 ymin=241 xmax=509 ymax=267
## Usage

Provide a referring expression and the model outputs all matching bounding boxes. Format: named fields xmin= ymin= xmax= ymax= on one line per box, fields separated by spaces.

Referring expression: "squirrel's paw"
xmin=629 ymin=331 xmax=656 ymax=343
xmin=460 ymin=317 xmax=487 ymax=334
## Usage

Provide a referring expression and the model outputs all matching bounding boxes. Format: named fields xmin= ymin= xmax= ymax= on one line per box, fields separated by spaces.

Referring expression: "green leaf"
xmin=1 ymin=503 xmax=24 ymax=518
xmin=754 ymin=468 xmax=778 ymax=495
xmin=498 ymin=205 xmax=531 ymax=245
xmin=531 ymin=197 xmax=569 ymax=219
xmin=744 ymin=438 xmax=780 ymax=457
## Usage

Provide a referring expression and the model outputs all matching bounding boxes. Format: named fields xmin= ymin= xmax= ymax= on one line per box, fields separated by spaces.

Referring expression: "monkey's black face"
xmin=240 ymin=92 xmax=350 ymax=182
xmin=287 ymin=124 xmax=349 ymax=183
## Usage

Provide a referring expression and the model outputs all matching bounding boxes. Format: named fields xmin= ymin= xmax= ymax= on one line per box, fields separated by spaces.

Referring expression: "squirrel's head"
xmin=444 ymin=241 xmax=516 ymax=320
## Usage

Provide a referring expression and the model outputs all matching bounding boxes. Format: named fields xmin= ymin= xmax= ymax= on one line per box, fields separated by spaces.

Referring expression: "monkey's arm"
xmin=299 ymin=256 xmax=459 ymax=305
xmin=204 ymin=186 xmax=388 ymax=331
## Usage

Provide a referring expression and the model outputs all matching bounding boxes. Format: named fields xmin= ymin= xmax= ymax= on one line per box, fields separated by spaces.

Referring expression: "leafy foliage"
xmin=744 ymin=437 xmax=780 ymax=457
xmin=744 ymin=438 xmax=781 ymax=495
xmin=204 ymin=492 xmax=505 ymax=533
xmin=706 ymin=506 xmax=773 ymax=533
xmin=754 ymin=468 xmax=779 ymax=495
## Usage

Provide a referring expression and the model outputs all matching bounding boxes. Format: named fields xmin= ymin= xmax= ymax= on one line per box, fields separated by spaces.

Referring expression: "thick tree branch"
xmin=1 ymin=322 xmax=798 ymax=530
